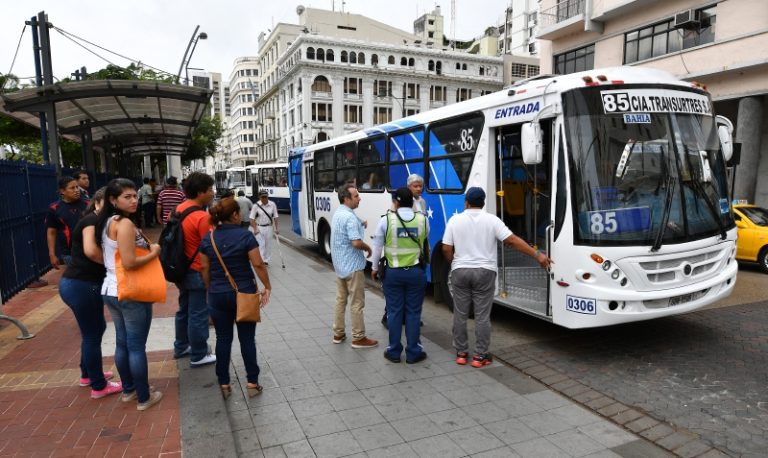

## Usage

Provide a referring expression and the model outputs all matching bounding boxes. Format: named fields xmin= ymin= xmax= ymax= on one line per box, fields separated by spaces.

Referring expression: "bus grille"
xmin=630 ymin=245 xmax=729 ymax=288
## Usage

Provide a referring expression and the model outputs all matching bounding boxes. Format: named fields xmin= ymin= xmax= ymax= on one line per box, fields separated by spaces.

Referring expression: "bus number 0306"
xmin=566 ymin=295 xmax=597 ymax=315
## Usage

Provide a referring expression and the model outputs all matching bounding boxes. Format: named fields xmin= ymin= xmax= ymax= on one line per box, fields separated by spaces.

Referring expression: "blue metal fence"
xmin=0 ymin=161 xmax=57 ymax=303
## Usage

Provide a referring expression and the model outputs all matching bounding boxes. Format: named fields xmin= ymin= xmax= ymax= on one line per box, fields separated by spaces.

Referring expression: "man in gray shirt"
xmin=235 ymin=191 xmax=253 ymax=228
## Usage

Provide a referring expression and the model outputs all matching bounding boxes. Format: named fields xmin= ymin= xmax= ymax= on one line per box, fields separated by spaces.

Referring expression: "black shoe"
xmin=420 ymin=321 xmax=424 ymax=327
xmin=381 ymin=313 xmax=388 ymax=328
xmin=406 ymin=352 xmax=428 ymax=364
xmin=383 ymin=351 xmax=401 ymax=363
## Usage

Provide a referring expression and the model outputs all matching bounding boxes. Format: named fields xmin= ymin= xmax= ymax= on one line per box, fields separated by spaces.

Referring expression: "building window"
xmin=317 ymin=48 xmax=325 ymax=61
xmin=344 ymin=77 xmax=362 ymax=95
xmin=456 ymin=88 xmax=471 ymax=102
xmin=401 ymin=57 xmax=408 ymax=66
xmin=408 ymin=58 xmax=415 ymax=67
xmin=311 ymin=75 xmax=331 ymax=93
xmin=306 ymin=47 xmax=315 ymax=60
xmin=374 ymin=107 xmax=392 ymax=124
xmin=344 ymin=105 xmax=362 ymax=123
xmin=553 ymin=43 xmax=595 ymax=74
xmin=388 ymin=55 xmax=396 ymax=65
xmin=358 ymin=52 xmax=365 ymax=64
xmin=624 ymin=6 xmax=716 ymax=64
xmin=374 ymin=80 xmax=392 ymax=97
xmin=312 ymin=103 xmax=333 ymax=122
xmin=428 ymin=31 xmax=434 ymax=38
xmin=349 ymin=51 xmax=357 ymax=64
xmin=430 ymin=85 xmax=446 ymax=102
xmin=341 ymin=50 xmax=348 ymax=63
xmin=436 ymin=61 xmax=442 ymax=74
xmin=479 ymin=66 xmax=485 ymax=76
xmin=406 ymin=83 xmax=420 ymax=100
xmin=371 ymin=54 xmax=379 ymax=66
xmin=326 ymin=49 xmax=334 ymax=62
xmin=428 ymin=60 xmax=435 ymax=71
xmin=456 ymin=62 xmax=461 ymax=70
xmin=406 ymin=109 xmax=419 ymax=116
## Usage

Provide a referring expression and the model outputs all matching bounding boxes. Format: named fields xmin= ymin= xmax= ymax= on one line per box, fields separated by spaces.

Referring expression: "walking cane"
xmin=273 ymin=221 xmax=286 ymax=269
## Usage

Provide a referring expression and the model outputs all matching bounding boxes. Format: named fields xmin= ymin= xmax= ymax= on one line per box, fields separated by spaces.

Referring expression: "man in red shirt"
xmin=156 ymin=177 xmax=186 ymax=225
xmin=173 ymin=172 xmax=217 ymax=366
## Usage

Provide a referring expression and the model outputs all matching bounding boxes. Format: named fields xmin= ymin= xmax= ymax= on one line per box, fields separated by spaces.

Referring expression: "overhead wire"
xmin=2 ymin=24 xmax=27 ymax=90
xmin=54 ymin=28 xmax=121 ymax=68
xmin=52 ymin=26 xmax=176 ymax=78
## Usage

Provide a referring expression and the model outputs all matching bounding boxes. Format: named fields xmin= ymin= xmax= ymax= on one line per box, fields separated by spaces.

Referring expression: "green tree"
xmin=184 ymin=113 xmax=223 ymax=164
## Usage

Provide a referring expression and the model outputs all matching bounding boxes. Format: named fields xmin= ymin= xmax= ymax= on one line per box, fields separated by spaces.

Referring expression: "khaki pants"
xmin=333 ymin=270 xmax=366 ymax=340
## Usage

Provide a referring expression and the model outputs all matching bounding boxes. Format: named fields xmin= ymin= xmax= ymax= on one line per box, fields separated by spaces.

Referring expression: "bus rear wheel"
xmin=318 ymin=223 xmax=332 ymax=261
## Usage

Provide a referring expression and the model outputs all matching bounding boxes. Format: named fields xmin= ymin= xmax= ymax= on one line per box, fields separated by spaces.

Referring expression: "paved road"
xmin=280 ymin=217 xmax=768 ymax=457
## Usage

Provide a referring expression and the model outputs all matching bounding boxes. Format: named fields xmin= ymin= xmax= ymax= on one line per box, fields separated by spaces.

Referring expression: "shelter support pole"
xmin=167 ymin=154 xmax=182 ymax=179
xmin=37 ymin=11 xmax=61 ymax=174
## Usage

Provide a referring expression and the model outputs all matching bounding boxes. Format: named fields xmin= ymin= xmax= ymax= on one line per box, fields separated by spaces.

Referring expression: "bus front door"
xmin=304 ymin=162 xmax=316 ymax=242
xmin=495 ymin=122 xmax=553 ymax=317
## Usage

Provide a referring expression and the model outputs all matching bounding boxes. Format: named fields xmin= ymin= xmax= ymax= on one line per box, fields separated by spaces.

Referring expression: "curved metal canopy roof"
xmin=1 ymin=79 xmax=213 ymax=157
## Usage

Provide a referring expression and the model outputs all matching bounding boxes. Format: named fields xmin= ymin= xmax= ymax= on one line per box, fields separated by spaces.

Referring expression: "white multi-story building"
xmin=231 ymin=6 xmax=503 ymax=166
xmin=227 ymin=57 xmax=261 ymax=166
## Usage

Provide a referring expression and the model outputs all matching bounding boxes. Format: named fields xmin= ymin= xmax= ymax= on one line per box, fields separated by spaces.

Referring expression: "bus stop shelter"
xmin=1 ymin=79 xmax=213 ymax=176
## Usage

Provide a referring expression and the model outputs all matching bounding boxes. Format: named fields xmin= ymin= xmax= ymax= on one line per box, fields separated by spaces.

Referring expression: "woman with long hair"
xmin=58 ymin=187 xmax=122 ymax=399
xmin=199 ymin=197 xmax=271 ymax=399
xmin=96 ymin=178 xmax=163 ymax=411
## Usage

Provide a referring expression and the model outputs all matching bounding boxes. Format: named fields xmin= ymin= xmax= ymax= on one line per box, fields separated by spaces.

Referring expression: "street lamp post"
xmin=176 ymin=25 xmax=208 ymax=84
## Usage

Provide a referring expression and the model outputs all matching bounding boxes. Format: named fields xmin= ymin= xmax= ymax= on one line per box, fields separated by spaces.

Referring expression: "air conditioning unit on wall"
xmin=674 ymin=9 xmax=700 ymax=29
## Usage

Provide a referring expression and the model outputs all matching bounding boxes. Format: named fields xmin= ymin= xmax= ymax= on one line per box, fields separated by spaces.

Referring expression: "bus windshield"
xmin=564 ymin=86 xmax=733 ymax=247
xmin=230 ymin=170 xmax=245 ymax=188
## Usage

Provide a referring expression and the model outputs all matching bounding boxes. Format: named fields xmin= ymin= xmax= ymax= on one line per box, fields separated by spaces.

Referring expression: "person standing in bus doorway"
xmin=249 ymin=190 xmax=278 ymax=265
xmin=407 ymin=174 xmax=427 ymax=214
xmin=236 ymin=191 xmax=253 ymax=229
xmin=442 ymin=187 xmax=552 ymax=368
xmin=372 ymin=187 xmax=428 ymax=364
xmin=331 ymin=184 xmax=378 ymax=349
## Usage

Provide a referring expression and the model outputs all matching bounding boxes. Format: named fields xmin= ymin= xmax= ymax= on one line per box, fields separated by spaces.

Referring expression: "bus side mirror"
xmin=716 ymin=115 xmax=733 ymax=162
xmin=521 ymin=122 xmax=543 ymax=164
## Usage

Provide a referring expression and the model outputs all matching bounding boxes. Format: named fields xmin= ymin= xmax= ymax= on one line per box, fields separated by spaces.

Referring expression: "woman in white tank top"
xmin=96 ymin=178 xmax=163 ymax=411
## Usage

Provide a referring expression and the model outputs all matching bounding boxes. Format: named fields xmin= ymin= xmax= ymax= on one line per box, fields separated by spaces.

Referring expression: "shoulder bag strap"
xmin=255 ymin=202 xmax=274 ymax=223
xmin=209 ymin=229 xmax=239 ymax=293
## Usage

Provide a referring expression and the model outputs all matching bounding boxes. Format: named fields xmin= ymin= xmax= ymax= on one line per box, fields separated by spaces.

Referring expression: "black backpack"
xmin=159 ymin=205 xmax=203 ymax=283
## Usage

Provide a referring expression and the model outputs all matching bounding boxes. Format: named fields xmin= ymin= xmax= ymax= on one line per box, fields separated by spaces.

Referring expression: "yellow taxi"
xmin=732 ymin=203 xmax=768 ymax=273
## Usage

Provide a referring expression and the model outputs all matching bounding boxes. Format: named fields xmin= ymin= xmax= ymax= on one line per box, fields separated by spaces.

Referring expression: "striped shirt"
xmin=157 ymin=188 xmax=186 ymax=224
xmin=330 ymin=205 xmax=367 ymax=279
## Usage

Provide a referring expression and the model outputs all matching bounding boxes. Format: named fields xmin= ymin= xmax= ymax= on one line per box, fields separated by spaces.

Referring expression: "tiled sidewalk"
xmin=0 ymin=260 xmax=183 ymax=457
xmin=208 ymin=242 xmax=662 ymax=458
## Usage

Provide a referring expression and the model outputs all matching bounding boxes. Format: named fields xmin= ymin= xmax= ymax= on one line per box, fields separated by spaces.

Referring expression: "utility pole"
xmin=26 ymin=15 xmax=49 ymax=165
xmin=35 ymin=11 xmax=61 ymax=175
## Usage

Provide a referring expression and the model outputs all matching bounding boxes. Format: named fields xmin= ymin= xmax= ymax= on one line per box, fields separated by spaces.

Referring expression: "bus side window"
xmin=315 ymin=148 xmax=335 ymax=191
xmin=335 ymin=142 xmax=357 ymax=188
xmin=358 ymin=136 xmax=385 ymax=192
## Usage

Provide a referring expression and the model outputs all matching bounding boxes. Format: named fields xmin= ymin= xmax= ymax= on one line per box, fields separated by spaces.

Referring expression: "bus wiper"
xmin=651 ymin=175 xmax=676 ymax=252
xmin=687 ymin=176 xmax=727 ymax=240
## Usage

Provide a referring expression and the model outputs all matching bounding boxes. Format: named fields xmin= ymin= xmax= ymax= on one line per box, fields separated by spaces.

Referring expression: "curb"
xmin=492 ymin=348 xmax=731 ymax=458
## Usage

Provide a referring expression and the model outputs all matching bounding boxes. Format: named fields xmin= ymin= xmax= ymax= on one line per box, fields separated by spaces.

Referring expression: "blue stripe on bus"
xmin=364 ymin=119 xmax=419 ymax=135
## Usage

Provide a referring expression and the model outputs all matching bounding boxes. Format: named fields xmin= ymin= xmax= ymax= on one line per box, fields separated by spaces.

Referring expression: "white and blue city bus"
xmin=288 ymin=67 xmax=737 ymax=328
xmin=245 ymin=162 xmax=290 ymax=211
xmin=217 ymin=166 xmax=246 ymax=196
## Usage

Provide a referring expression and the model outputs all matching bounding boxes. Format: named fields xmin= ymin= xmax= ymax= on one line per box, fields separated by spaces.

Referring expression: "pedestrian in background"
xmin=249 ymin=190 xmax=278 ymax=265
xmin=155 ymin=176 xmax=185 ymax=225
xmin=199 ymin=197 xmax=271 ymax=399
xmin=46 ymin=175 xmax=88 ymax=269
xmin=236 ymin=190 xmax=253 ymax=229
xmin=442 ymin=187 xmax=552 ymax=368
xmin=138 ymin=178 xmax=155 ymax=228
xmin=58 ymin=187 xmax=122 ymax=399
xmin=330 ymin=184 xmax=378 ymax=349
xmin=97 ymin=178 xmax=163 ymax=411
xmin=172 ymin=172 xmax=217 ymax=367
xmin=372 ymin=187 xmax=428 ymax=364
xmin=74 ymin=171 xmax=91 ymax=201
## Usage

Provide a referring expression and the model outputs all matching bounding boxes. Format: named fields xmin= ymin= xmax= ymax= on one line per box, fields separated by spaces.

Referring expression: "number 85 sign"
xmin=586 ymin=207 xmax=651 ymax=235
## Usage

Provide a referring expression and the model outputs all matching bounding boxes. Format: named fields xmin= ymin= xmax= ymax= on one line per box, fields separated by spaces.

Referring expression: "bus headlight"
xmin=611 ymin=269 xmax=621 ymax=280
xmin=602 ymin=260 xmax=611 ymax=271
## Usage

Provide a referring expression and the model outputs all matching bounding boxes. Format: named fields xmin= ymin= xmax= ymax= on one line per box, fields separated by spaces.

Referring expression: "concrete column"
xmin=167 ymin=154 xmax=182 ymax=179
xmin=734 ymin=97 xmax=764 ymax=202
xmin=419 ymin=84 xmax=430 ymax=113
xmin=143 ymin=156 xmax=152 ymax=177
xmin=331 ymin=75 xmax=344 ymax=137
xmin=362 ymin=79 xmax=374 ymax=128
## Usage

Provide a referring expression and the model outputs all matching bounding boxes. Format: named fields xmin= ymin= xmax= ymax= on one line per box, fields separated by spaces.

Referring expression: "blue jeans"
xmin=103 ymin=295 xmax=153 ymax=403
xmin=175 ymin=270 xmax=210 ymax=361
xmin=383 ymin=266 xmax=426 ymax=361
xmin=59 ymin=277 xmax=107 ymax=390
xmin=208 ymin=291 xmax=260 ymax=385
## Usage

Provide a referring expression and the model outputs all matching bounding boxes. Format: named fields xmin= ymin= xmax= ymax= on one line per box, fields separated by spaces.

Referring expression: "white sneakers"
xmin=190 ymin=354 xmax=217 ymax=367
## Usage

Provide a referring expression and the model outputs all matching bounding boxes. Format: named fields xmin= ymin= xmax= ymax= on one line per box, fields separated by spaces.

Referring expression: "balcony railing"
xmin=539 ymin=0 xmax=586 ymax=29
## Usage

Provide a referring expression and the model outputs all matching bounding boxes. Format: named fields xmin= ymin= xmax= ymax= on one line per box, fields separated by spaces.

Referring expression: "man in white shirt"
xmin=442 ymin=187 xmax=552 ymax=368
xmin=249 ymin=190 xmax=278 ymax=265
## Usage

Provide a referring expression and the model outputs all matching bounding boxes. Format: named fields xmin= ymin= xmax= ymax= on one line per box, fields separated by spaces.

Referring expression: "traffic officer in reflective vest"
xmin=371 ymin=187 xmax=429 ymax=364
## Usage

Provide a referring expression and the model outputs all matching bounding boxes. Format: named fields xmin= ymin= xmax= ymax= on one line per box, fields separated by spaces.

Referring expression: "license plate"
xmin=669 ymin=293 xmax=693 ymax=306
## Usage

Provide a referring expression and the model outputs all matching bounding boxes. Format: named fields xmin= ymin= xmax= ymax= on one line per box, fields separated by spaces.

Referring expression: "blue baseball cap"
xmin=465 ymin=187 xmax=486 ymax=206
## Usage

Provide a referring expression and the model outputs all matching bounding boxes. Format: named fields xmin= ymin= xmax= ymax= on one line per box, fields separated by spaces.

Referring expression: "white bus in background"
xmin=214 ymin=166 xmax=246 ymax=197
xmin=288 ymin=66 xmax=738 ymax=329
xmin=245 ymin=163 xmax=289 ymax=211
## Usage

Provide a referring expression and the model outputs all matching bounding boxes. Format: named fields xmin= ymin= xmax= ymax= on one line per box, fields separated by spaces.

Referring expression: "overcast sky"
xmin=1 ymin=0 xmax=512 ymax=85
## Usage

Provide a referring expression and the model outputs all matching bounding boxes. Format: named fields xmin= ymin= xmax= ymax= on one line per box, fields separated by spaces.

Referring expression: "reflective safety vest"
xmin=384 ymin=210 xmax=427 ymax=268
